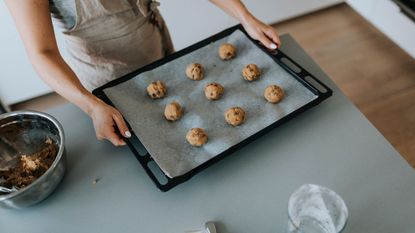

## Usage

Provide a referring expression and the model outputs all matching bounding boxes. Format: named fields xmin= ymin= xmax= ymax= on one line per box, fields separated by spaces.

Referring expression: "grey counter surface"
xmin=1 ymin=34 xmax=414 ymax=233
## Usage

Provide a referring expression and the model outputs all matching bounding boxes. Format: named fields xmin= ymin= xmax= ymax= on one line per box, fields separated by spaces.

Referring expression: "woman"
xmin=5 ymin=0 xmax=281 ymax=146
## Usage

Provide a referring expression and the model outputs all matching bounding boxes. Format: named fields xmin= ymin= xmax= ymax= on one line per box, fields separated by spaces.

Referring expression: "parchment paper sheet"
xmin=104 ymin=30 xmax=317 ymax=178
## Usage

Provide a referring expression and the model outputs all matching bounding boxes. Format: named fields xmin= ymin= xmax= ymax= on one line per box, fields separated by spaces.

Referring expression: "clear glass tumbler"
xmin=287 ymin=184 xmax=349 ymax=233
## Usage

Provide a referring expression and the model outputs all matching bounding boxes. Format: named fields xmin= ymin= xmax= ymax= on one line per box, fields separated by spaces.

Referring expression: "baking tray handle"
xmin=272 ymin=49 xmax=332 ymax=98
xmin=126 ymin=135 xmax=190 ymax=192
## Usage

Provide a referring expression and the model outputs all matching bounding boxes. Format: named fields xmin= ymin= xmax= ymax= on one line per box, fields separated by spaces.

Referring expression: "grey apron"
xmin=61 ymin=0 xmax=174 ymax=91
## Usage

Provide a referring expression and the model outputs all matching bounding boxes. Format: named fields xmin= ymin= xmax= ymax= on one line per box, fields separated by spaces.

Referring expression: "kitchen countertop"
xmin=1 ymin=34 xmax=414 ymax=233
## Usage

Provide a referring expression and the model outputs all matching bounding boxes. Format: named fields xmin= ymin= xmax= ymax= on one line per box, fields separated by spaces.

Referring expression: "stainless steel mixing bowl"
xmin=0 ymin=110 xmax=66 ymax=209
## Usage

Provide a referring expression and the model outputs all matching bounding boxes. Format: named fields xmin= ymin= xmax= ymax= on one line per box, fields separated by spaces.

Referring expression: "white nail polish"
xmin=270 ymin=43 xmax=277 ymax=49
xmin=125 ymin=131 xmax=132 ymax=138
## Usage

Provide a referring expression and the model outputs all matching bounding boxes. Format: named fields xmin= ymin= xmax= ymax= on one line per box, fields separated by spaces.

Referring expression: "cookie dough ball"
xmin=219 ymin=43 xmax=237 ymax=60
xmin=264 ymin=85 xmax=285 ymax=104
xmin=185 ymin=63 xmax=204 ymax=81
xmin=242 ymin=64 xmax=261 ymax=81
xmin=204 ymin=83 xmax=224 ymax=100
xmin=147 ymin=81 xmax=167 ymax=99
xmin=186 ymin=128 xmax=208 ymax=147
xmin=164 ymin=101 xmax=183 ymax=121
xmin=225 ymin=107 xmax=246 ymax=126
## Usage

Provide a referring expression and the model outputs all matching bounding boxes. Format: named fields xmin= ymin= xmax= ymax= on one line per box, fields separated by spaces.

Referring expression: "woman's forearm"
xmin=209 ymin=0 xmax=254 ymax=24
xmin=29 ymin=50 xmax=99 ymax=115
xmin=6 ymin=0 xmax=133 ymax=146
xmin=5 ymin=0 xmax=99 ymax=115
xmin=30 ymin=49 xmax=130 ymax=146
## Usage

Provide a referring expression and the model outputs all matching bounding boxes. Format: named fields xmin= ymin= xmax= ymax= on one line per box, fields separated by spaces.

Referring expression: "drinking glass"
xmin=287 ymin=184 xmax=348 ymax=233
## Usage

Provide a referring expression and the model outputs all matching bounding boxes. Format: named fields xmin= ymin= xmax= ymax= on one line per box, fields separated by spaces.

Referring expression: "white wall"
xmin=0 ymin=0 xmax=342 ymax=105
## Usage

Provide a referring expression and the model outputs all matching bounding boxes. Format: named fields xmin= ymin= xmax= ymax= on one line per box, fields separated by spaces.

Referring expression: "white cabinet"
xmin=371 ymin=0 xmax=415 ymax=58
xmin=0 ymin=0 xmax=342 ymax=105
xmin=346 ymin=0 xmax=377 ymax=19
xmin=347 ymin=0 xmax=415 ymax=59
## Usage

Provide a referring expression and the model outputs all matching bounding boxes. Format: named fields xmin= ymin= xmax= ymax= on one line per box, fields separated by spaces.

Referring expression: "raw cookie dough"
xmin=147 ymin=81 xmax=167 ymax=99
xmin=0 ymin=138 xmax=57 ymax=189
xmin=225 ymin=107 xmax=246 ymax=126
xmin=242 ymin=64 xmax=261 ymax=81
xmin=264 ymin=85 xmax=285 ymax=104
xmin=204 ymin=82 xmax=224 ymax=100
xmin=185 ymin=63 xmax=204 ymax=80
xmin=164 ymin=101 xmax=183 ymax=121
xmin=219 ymin=43 xmax=237 ymax=60
xmin=186 ymin=128 xmax=208 ymax=147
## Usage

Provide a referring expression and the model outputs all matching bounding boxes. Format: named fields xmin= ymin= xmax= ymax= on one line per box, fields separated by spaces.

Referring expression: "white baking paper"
xmin=104 ymin=30 xmax=318 ymax=178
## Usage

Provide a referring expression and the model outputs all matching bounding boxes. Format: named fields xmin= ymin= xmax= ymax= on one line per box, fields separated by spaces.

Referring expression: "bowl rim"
xmin=0 ymin=110 xmax=65 ymax=201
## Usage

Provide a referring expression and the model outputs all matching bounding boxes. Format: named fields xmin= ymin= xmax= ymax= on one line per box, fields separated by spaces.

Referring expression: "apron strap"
xmin=135 ymin=0 xmax=160 ymax=17
xmin=126 ymin=0 xmax=140 ymax=16
xmin=126 ymin=0 xmax=161 ymax=28
xmin=124 ymin=0 xmax=169 ymax=54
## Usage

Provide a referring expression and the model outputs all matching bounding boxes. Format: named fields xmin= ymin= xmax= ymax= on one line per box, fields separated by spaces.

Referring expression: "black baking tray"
xmin=93 ymin=24 xmax=333 ymax=192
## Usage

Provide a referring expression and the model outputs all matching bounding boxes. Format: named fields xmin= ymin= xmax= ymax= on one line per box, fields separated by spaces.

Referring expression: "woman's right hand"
xmin=88 ymin=99 xmax=131 ymax=146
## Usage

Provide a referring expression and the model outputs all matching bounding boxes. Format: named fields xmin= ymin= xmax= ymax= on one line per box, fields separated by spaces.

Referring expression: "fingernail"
xmin=125 ymin=131 xmax=131 ymax=138
xmin=270 ymin=43 xmax=277 ymax=49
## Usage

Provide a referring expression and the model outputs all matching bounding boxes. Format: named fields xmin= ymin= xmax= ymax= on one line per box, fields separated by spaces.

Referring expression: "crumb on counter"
xmin=92 ymin=178 xmax=101 ymax=185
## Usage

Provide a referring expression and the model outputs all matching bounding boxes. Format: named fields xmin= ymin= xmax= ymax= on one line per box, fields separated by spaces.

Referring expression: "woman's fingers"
xmin=258 ymin=32 xmax=276 ymax=50
xmin=113 ymin=112 xmax=131 ymax=139
xmin=107 ymin=111 xmax=129 ymax=146
xmin=95 ymin=124 xmax=125 ymax=146
xmin=96 ymin=133 xmax=105 ymax=141
xmin=89 ymin=101 xmax=129 ymax=147
xmin=106 ymin=129 xmax=126 ymax=146
xmin=265 ymin=27 xmax=281 ymax=48
xmin=242 ymin=17 xmax=281 ymax=50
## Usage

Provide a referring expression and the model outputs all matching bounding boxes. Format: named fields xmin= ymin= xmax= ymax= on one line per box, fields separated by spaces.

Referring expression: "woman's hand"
xmin=241 ymin=16 xmax=281 ymax=50
xmin=88 ymin=99 xmax=131 ymax=146
xmin=209 ymin=0 xmax=281 ymax=50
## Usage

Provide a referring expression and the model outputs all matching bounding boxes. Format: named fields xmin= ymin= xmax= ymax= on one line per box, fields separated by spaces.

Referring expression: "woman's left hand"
xmin=241 ymin=16 xmax=281 ymax=50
